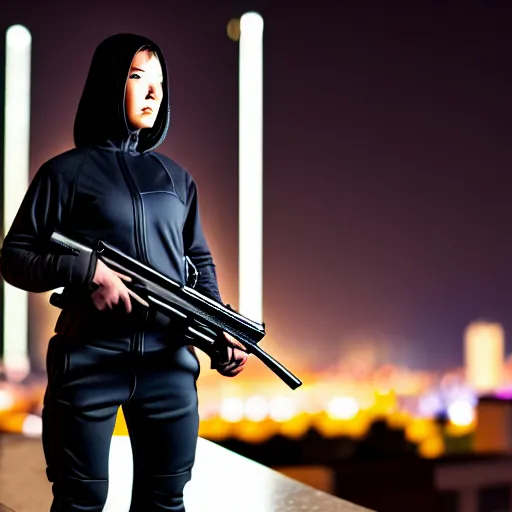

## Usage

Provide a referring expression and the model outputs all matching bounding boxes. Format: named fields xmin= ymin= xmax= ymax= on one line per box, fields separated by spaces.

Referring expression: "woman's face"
xmin=125 ymin=50 xmax=163 ymax=130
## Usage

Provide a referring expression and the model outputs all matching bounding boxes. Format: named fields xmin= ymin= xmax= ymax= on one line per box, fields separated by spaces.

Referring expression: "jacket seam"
xmin=66 ymin=148 xmax=93 ymax=225
xmin=139 ymin=190 xmax=180 ymax=199
xmin=149 ymin=154 xmax=186 ymax=206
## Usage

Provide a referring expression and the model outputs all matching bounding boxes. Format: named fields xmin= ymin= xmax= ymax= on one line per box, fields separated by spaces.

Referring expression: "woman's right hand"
xmin=91 ymin=259 xmax=148 ymax=313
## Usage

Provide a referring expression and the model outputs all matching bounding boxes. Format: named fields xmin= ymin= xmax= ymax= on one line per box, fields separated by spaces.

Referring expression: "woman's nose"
xmin=146 ymin=83 xmax=160 ymax=100
xmin=146 ymin=87 xmax=155 ymax=100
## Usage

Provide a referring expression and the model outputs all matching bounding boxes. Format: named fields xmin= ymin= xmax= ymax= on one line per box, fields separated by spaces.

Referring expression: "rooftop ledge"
xmin=0 ymin=435 xmax=373 ymax=512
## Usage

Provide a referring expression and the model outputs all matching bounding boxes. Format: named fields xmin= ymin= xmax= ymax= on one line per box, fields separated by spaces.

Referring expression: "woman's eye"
xmin=130 ymin=73 xmax=141 ymax=79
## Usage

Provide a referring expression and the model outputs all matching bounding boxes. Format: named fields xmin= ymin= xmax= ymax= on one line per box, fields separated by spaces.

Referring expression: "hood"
xmin=74 ymin=33 xmax=170 ymax=154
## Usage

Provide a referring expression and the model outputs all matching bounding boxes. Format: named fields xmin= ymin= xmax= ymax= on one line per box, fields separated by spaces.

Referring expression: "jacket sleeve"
xmin=0 ymin=160 xmax=97 ymax=293
xmin=183 ymin=178 xmax=222 ymax=302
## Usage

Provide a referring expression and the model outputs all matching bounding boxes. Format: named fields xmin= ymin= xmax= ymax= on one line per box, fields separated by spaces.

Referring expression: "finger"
xmin=106 ymin=287 xmax=121 ymax=309
xmin=219 ymin=363 xmax=245 ymax=377
xmin=110 ymin=290 xmax=120 ymax=308
xmin=121 ymin=291 xmax=132 ymax=314
xmin=220 ymin=356 xmax=246 ymax=375
xmin=230 ymin=365 xmax=246 ymax=376
xmin=223 ymin=333 xmax=247 ymax=351
xmin=216 ymin=346 xmax=232 ymax=366
xmin=127 ymin=289 xmax=149 ymax=308
xmin=218 ymin=366 xmax=235 ymax=377
xmin=238 ymin=354 xmax=248 ymax=365
xmin=234 ymin=356 xmax=248 ymax=368
xmin=233 ymin=349 xmax=249 ymax=362
xmin=225 ymin=346 xmax=234 ymax=364
xmin=112 ymin=270 xmax=132 ymax=282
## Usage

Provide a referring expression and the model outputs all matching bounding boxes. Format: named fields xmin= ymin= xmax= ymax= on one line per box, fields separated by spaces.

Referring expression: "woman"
xmin=0 ymin=33 xmax=246 ymax=511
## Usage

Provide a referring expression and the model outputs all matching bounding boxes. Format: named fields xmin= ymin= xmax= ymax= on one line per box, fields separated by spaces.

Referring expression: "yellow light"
xmin=357 ymin=386 xmax=377 ymax=409
xmin=386 ymin=410 xmax=413 ymax=430
xmin=0 ymin=412 xmax=25 ymax=433
xmin=198 ymin=418 xmax=233 ymax=441
xmin=236 ymin=419 xmax=278 ymax=443
xmin=405 ymin=418 xmax=437 ymax=444
xmin=278 ymin=413 xmax=312 ymax=439
xmin=373 ymin=389 xmax=397 ymax=417
xmin=327 ymin=397 xmax=359 ymax=420
xmin=419 ymin=435 xmax=444 ymax=459
xmin=314 ymin=410 xmax=370 ymax=439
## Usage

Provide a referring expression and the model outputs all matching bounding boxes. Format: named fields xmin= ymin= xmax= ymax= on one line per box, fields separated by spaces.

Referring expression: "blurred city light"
xmin=269 ymin=396 xmax=295 ymax=422
xmin=0 ymin=389 xmax=15 ymax=411
xmin=220 ymin=397 xmax=245 ymax=423
xmin=21 ymin=414 xmax=42 ymax=437
xmin=226 ymin=18 xmax=240 ymax=42
xmin=245 ymin=395 xmax=269 ymax=422
xmin=447 ymin=399 xmax=475 ymax=427
xmin=327 ymin=396 xmax=359 ymax=420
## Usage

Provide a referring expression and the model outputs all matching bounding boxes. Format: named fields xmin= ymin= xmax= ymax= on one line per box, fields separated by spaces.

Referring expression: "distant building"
xmin=464 ymin=322 xmax=504 ymax=393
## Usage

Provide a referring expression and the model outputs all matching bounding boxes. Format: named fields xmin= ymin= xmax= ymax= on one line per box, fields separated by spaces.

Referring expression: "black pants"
xmin=42 ymin=332 xmax=200 ymax=511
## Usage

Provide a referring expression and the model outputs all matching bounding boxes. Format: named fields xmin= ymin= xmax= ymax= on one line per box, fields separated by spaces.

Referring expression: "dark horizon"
xmin=1 ymin=1 xmax=512 ymax=373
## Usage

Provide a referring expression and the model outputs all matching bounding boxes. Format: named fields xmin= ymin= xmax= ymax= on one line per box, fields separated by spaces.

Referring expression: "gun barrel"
xmin=245 ymin=343 xmax=302 ymax=389
xmin=147 ymin=293 xmax=302 ymax=389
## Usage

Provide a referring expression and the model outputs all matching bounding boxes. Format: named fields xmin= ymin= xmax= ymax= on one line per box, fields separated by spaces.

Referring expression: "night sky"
xmin=2 ymin=1 xmax=512 ymax=372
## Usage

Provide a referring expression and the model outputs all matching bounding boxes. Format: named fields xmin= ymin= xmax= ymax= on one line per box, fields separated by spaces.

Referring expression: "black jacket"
xmin=0 ymin=33 xmax=221 ymax=339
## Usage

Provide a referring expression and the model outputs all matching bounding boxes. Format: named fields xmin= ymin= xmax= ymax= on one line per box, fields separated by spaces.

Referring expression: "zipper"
xmin=117 ymin=152 xmax=149 ymax=359
xmin=117 ymin=152 xmax=150 ymax=265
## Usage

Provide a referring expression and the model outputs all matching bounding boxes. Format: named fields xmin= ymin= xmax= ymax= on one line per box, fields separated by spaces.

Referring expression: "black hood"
xmin=74 ymin=33 xmax=170 ymax=154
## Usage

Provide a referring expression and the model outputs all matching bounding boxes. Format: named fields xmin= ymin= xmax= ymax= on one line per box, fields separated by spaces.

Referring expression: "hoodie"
xmin=0 ymin=33 xmax=222 ymax=334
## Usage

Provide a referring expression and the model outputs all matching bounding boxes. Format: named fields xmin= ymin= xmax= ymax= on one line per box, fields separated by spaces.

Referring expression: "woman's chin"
xmin=129 ymin=117 xmax=156 ymax=130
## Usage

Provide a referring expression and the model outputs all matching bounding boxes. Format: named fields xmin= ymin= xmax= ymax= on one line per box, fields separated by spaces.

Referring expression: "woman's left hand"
xmin=216 ymin=333 xmax=248 ymax=377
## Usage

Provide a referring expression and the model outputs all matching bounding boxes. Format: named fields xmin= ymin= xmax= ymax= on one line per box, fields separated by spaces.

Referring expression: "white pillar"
xmin=3 ymin=24 xmax=31 ymax=381
xmin=238 ymin=12 xmax=264 ymax=323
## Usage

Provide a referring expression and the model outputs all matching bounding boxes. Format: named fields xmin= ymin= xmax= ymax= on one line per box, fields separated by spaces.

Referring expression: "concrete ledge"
xmin=0 ymin=435 xmax=374 ymax=512
xmin=185 ymin=437 xmax=374 ymax=512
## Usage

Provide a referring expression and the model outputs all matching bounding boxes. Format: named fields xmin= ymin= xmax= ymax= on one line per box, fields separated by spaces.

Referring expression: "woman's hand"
xmin=216 ymin=333 xmax=248 ymax=377
xmin=91 ymin=259 xmax=149 ymax=313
